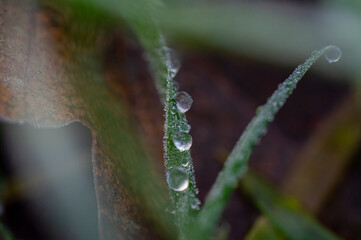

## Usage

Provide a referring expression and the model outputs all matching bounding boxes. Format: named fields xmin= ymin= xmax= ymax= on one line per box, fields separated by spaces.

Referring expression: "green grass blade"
xmin=0 ymin=222 xmax=16 ymax=240
xmin=246 ymin=94 xmax=361 ymax=240
xmin=188 ymin=46 xmax=333 ymax=239
xmin=125 ymin=1 xmax=201 ymax=234
xmin=136 ymin=23 xmax=201 ymax=234
xmin=241 ymin=172 xmax=341 ymax=240
xmin=160 ymin=3 xmax=358 ymax=78
xmin=245 ymin=218 xmax=285 ymax=240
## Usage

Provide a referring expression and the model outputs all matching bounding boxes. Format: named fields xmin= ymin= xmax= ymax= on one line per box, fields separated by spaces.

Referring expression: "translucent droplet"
xmin=175 ymin=91 xmax=193 ymax=113
xmin=179 ymin=123 xmax=191 ymax=133
xmin=325 ymin=45 xmax=342 ymax=63
xmin=173 ymin=132 xmax=192 ymax=151
xmin=167 ymin=167 xmax=189 ymax=191
xmin=181 ymin=158 xmax=189 ymax=167
xmin=165 ymin=47 xmax=181 ymax=78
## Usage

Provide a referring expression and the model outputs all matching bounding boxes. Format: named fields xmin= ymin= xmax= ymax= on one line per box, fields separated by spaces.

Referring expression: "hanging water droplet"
xmin=165 ymin=47 xmax=181 ymax=78
xmin=175 ymin=91 xmax=193 ymax=113
xmin=325 ymin=45 xmax=342 ymax=63
xmin=181 ymin=158 xmax=189 ymax=167
xmin=167 ymin=167 xmax=189 ymax=191
xmin=173 ymin=132 xmax=192 ymax=151
xmin=179 ymin=123 xmax=191 ymax=133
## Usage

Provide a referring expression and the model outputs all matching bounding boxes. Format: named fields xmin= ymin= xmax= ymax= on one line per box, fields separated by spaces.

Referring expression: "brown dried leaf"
xmin=0 ymin=0 xmax=175 ymax=239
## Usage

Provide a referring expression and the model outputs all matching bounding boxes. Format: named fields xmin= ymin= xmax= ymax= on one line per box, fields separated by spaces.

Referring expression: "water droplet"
xmin=179 ymin=123 xmax=191 ymax=133
xmin=325 ymin=45 xmax=342 ymax=63
xmin=173 ymin=132 xmax=192 ymax=151
xmin=181 ymin=158 xmax=189 ymax=167
xmin=165 ymin=47 xmax=181 ymax=78
xmin=167 ymin=167 xmax=189 ymax=191
xmin=175 ymin=91 xmax=193 ymax=113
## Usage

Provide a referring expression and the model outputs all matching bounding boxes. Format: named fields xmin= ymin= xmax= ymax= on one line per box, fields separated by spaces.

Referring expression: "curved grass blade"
xmin=241 ymin=172 xmax=341 ymax=240
xmin=160 ymin=3 xmax=357 ymax=78
xmin=188 ymin=46 xmax=333 ymax=239
xmin=246 ymin=94 xmax=361 ymax=240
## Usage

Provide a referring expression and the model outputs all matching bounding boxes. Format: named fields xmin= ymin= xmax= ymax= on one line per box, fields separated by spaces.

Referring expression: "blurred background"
xmin=1 ymin=0 xmax=361 ymax=239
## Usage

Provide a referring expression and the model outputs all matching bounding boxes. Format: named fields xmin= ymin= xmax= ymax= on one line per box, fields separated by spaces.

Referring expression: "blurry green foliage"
xmin=242 ymin=172 xmax=341 ymax=240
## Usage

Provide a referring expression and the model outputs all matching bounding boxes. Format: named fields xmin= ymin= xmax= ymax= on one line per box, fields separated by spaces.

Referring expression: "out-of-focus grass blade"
xmin=242 ymin=172 xmax=342 ymax=240
xmin=187 ymin=46 xmax=332 ymax=239
xmin=324 ymin=0 xmax=361 ymax=11
xmin=246 ymin=218 xmax=285 ymax=240
xmin=0 ymin=222 xmax=15 ymax=240
xmin=160 ymin=2 xmax=361 ymax=78
xmin=247 ymin=94 xmax=361 ymax=240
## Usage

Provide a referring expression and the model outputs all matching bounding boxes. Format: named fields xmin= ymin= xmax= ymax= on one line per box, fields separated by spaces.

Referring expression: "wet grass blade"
xmin=137 ymin=26 xmax=201 ymax=234
xmin=241 ymin=172 xmax=341 ymax=240
xmin=188 ymin=46 xmax=332 ymax=239
xmin=122 ymin=0 xmax=201 ymax=234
